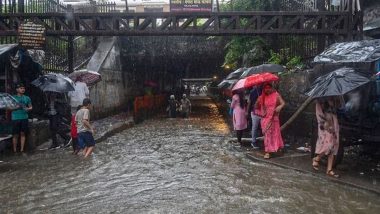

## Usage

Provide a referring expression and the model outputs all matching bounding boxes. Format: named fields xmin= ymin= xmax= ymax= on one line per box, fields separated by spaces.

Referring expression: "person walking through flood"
xmin=255 ymin=83 xmax=285 ymax=159
xmin=11 ymin=83 xmax=32 ymax=154
xmin=47 ymin=92 xmax=71 ymax=150
xmin=180 ymin=94 xmax=191 ymax=118
xmin=230 ymin=90 xmax=247 ymax=146
xmin=312 ymin=97 xmax=340 ymax=178
xmin=75 ymin=98 xmax=95 ymax=158
xmin=247 ymin=86 xmax=262 ymax=149
xmin=167 ymin=95 xmax=179 ymax=118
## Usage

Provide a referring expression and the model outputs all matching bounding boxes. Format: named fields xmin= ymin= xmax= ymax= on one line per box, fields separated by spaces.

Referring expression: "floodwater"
xmin=1 ymin=98 xmax=379 ymax=213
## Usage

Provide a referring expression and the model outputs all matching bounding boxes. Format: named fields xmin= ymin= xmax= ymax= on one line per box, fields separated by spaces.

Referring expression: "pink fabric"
xmin=230 ymin=94 xmax=247 ymax=130
xmin=231 ymin=79 xmax=246 ymax=92
xmin=315 ymin=102 xmax=340 ymax=156
xmin=258 ymin=92 xmax=284 ymax=153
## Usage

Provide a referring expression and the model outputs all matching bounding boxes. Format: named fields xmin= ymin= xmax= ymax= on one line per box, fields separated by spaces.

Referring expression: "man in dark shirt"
xmin=247 ymin=86 xmax=262 ymax=149
xmin=47 ymin=92 xmax=71 ymax=150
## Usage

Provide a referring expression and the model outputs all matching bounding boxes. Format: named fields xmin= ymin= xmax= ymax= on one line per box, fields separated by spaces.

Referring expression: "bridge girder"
xmin=0 ymin=12 xmax=362 ymax=37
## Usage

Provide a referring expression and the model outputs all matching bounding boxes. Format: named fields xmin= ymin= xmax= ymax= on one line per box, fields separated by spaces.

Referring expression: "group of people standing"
xmin=47 ymin=78 xmax=96 ymax=158
xmin=167 ymin=94 xmax=192 ymax=118
xmin=230 ymin=83 xmax=285 ymax=159
xmin=10 ymin=79 xmax=96 ymax=158
xmin=230 ymin=83 xmax=341 ymax=177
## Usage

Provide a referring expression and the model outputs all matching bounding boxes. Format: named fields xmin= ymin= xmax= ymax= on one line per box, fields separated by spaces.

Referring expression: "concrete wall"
xmin=278 ymin=70 xmax=315 ymax=138
xmin=87 ymin=37 xmax=132 ymax=119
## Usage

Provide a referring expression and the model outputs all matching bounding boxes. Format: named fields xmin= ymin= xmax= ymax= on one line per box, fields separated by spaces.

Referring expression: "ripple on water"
xmin=0 ymin=99 xmax=379 ymax=213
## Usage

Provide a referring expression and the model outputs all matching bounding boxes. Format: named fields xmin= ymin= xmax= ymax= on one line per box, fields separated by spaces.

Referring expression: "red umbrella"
xmin=232 ymin=72 xmax=279 ymax=91
xmin=244 ymin=72 xmax=279 ymax=88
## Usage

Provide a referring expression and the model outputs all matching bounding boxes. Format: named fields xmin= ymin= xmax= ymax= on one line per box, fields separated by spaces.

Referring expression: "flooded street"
xmin=1 ymin=98 xmax=379 ymax=213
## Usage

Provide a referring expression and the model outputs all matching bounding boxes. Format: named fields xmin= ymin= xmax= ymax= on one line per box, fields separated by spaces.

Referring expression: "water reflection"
xmin=0 ymin=99 xmax=379 ymax=213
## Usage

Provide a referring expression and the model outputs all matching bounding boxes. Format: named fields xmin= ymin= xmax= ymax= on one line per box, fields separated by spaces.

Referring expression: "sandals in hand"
xmin=326 ymin=170 xmax=340 ymax=178
xmin=312 ymin=157 xmax=320 ymax=171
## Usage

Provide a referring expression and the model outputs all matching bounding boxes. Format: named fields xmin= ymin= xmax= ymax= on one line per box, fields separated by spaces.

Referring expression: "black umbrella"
xmin=217 ymin=79 xmax=237 ymax=89
xmin=225 ymin=68 xmax=247 ymax=80
xmin=31 ymin=73 xmax=75 ymax=93
xmin=240 ymin=64 xmax=285 ymax=78
xmin=305 ymin=67 xmax=370 ymax=98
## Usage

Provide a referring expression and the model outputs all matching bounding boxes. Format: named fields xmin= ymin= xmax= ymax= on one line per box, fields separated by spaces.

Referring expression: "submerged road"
xmin=0 ymin=98 xmax=379 ymax=213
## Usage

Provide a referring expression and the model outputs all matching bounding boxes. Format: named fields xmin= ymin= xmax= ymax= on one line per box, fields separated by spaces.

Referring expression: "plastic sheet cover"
xmin=314 ymin=39 xmax=380 ymax=63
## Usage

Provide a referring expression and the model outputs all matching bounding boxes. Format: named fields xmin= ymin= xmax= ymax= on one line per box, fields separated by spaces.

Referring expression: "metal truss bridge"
xmin=0 ymin=11 xmax=362 ymax=37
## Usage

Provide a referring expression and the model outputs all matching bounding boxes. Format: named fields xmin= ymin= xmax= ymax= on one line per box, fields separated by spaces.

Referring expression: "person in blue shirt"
xmin=11 ymin=83 xmax=32 ymax=153
xmin=247 ymin=86 xmax=262 ymax=149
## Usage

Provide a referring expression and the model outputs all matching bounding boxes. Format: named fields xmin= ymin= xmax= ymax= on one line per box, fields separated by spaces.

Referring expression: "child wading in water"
xmin=75 ymin=98 xmax=95 ymax=158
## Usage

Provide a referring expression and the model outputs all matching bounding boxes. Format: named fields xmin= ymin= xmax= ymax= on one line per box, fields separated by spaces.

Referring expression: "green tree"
xmin=221 ymin=0 xmax=281 ymax=69
xmin=223 ymin=37 xmax=268 ymax=69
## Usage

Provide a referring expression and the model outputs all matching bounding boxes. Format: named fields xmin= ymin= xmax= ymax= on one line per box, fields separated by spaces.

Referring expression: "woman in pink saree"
xmin=230 ymin=90 xmax=247 ymax=146
xmin=312 ymin=98 xmax=340 ymax=178
xmin=255 ymin=84 xmax=285 ymax=159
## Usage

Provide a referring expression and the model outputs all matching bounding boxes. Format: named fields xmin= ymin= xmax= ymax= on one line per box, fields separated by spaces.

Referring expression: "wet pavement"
xmin=1 ymin=97 xmax=380 ymax=213
xmin=245 ymin=147 xmax=380 ymax=194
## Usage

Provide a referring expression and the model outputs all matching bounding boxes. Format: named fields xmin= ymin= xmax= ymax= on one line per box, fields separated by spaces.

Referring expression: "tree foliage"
xmin=223 ymin=37 xmax=268 ymax=69
xmin=220 ymin=0 xmax=281 ymax=11
xmin=221 ymin=0 xmax=281 ymax=69
xmin=221 ymin=0 xmax=308 ymax=71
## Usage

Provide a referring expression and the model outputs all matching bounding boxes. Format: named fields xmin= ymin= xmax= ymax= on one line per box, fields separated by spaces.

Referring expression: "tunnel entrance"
xmin=120 ymin=36 xmax=225 ymax=96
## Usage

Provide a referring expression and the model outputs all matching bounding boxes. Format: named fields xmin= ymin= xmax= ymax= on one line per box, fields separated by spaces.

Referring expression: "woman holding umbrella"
xmin=232 ymin=72 xmax=281 ymax=150
xmin=305 ymin=67 xmax=371 ymax=178
xmin=312 ymin=97 xmax=340 ymax=178
xmin=255 ymin=83 xmax=285 ymax=159
xmin=230 ymin=90 xmax=247 ymax=146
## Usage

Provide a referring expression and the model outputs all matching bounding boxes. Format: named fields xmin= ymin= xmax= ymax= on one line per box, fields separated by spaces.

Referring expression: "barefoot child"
xmin=75 ymin=98 xmax=95 ymax=158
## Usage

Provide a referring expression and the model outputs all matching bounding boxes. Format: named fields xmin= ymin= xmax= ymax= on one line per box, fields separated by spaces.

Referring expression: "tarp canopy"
xmin=314 ymin=39 xmax=380 ymax=63
xmin=0 ymin=44 xmax=17 ymax=56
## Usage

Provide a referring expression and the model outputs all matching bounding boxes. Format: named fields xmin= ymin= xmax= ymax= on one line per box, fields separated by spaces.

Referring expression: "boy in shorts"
xmin=11 ymin=83 xmax=32 ymax=153
xmin=75 ymin=98 xmax=95 ymax=158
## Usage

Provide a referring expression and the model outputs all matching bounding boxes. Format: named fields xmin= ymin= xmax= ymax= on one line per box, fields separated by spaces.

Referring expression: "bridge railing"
xmin=0 ymin=0 xmax=69 ymax=14
xmin=0 ymin=0 xmax=118 ymax=14
xmin=281 ymin=0 xmax=318 ymax=12
xmin=281 ymin=0 xmax=360 ymax=12
xmin=0 ymin=0 xmax=99 ymax=74
xmin=42 ymin=36 xmax=95 ymax=73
